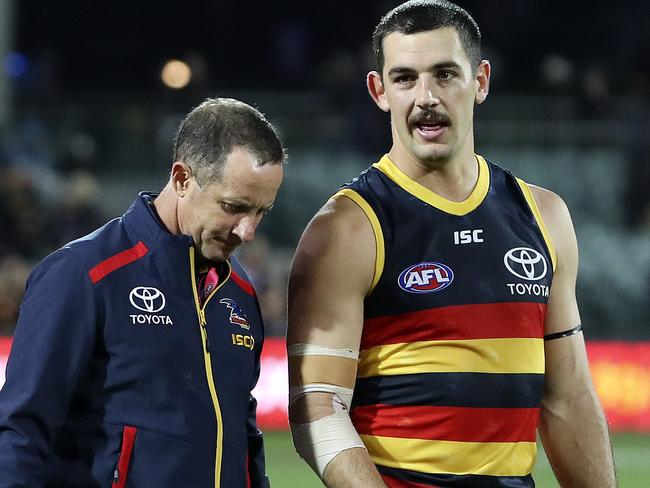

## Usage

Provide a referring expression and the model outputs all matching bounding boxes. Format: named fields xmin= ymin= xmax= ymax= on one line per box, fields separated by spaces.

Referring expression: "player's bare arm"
xmin=531 ymin=186 xmax=617 ymax=487
xmin=287 ymin=195 xmax=387 ymax=487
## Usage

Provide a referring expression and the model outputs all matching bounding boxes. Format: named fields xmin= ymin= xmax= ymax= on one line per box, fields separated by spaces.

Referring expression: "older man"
xmin=0 ymin=97 xmax=284 ymax=488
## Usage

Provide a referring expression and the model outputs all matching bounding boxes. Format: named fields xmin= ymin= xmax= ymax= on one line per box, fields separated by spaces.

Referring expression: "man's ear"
xmin=367 ymin=71 xmax=390 ymax=112
xmin=171 ymin=162 xmax=192 ymax=196
xmin=475 ymin=60 xmax=491 ymax=105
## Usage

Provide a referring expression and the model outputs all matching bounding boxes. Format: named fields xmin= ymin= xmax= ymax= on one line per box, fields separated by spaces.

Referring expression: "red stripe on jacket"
xmin=352 ymin=404 xmax=539 ymax=443
xmin=112 ymin=426 xmax=138 ymax=488
xmin=89 ymin=241 xmax=149 ymax=284
xmin=361 ymin=302 xmax=545 ymax=350
xmin=245 ymin=450 xmax=251 ymax=488
xmin=231 ymin=270 xmax=255 ymax=296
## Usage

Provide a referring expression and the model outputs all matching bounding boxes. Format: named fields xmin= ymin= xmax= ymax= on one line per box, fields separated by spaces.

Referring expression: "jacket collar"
xmin=122 ymin=192 xmax=194 ymax=250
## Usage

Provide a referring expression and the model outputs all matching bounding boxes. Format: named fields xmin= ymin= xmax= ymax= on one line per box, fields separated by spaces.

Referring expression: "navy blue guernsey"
xmin=337 ymin=155 xmax=555 ymax=488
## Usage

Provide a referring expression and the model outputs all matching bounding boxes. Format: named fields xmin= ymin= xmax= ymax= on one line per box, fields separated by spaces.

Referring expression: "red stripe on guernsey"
xmin=231 ymin=270 xmax=255 ymax=296
xmin=112 ymin=426 xmax=137 ymax=488
xmin=361 ymin=302 xmax=545 ymax=349
xmin=382 ymin=473 xmax=440 ymax=488
xmin=352 ymin=404 xmax=539 ymax=443
xmin=89 ymin=241 xmax=149 ymax=284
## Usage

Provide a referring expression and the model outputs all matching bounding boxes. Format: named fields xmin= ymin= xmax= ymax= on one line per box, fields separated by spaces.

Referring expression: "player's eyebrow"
xmin=387 ymin=66 xmax=416 ymax=77
xmin=387 ymin=61 xmax=463 ymax=78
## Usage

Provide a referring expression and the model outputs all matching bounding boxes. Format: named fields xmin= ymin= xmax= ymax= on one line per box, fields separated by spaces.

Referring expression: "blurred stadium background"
xmin=0 ymin=0 xmax=648 ymax=485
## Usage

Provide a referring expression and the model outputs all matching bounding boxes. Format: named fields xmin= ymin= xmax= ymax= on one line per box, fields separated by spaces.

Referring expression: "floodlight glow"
xmin=161 ymin=59 xmax=192 ymax=89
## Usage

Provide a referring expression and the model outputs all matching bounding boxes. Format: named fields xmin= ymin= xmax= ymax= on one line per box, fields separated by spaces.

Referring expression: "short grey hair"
xmin=173 ymin=97 xmax=285 ymax=186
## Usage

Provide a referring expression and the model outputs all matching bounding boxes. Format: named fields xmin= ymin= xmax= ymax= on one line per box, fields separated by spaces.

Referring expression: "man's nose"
xmin=416 ymin=78 xmax=440 ymax=109
xmin=232 ymin=215 xmax=258 ymax=243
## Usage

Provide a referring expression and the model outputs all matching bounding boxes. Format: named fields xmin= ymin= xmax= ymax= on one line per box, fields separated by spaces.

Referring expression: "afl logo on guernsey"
xmin=398 ymin=262 xmax=454 ymax=294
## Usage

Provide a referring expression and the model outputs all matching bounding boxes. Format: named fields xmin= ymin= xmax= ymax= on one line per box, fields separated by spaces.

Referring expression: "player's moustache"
xmin=409 ymin=110 xmax=452 ymax=129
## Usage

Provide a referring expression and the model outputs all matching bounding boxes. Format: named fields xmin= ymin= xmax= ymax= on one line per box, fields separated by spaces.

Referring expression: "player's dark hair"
xmin=373 ymin=0 xmax=481 ymax=74
xmin=173 ymin=97 xmax=285 ymax=186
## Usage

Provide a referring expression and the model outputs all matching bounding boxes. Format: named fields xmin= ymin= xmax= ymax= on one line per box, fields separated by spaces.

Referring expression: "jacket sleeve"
xmin=0 ymin=249 xmax=97 ymax=488
xmin=246 ymin=393 xmax=270 ymax=488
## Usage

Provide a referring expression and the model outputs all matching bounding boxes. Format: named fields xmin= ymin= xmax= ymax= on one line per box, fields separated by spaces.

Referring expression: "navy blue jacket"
xmin=0 ymin=193 xmax=270 ymax=488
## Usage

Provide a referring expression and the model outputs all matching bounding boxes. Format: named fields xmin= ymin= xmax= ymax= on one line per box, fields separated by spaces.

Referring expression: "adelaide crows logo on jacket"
xmin=220 ymin=298 xmax=250 ymax=330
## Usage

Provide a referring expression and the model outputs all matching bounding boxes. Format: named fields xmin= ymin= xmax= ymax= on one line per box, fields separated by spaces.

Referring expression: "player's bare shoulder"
xmin=290 ymin=194 xmax=376 ymax=295
xmin=528 ymin=185 xmax=575 ymax=233
xmin=528 ymin=185 xmax=570 ymax=222
xmin=316 ymin=194 xmax=376 ymax=235
xmin=528 ymin=184 xmax=578 ymax=273
xmin=295 ymin=195 xmax=375 ymax=265
xmin=288 ymin=195 xmax=377 ymax=345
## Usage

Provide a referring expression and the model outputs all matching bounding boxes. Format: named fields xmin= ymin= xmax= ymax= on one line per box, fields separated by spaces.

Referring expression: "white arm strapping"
xmin=290 ymin=392 xmax=366 ymax=477
xmin=288 ymin=344 xmax=366 ymax=477
xmin=287 ymin=343 xmax=358 ymax=359
xmin=289 ymin=383 xmax=354 ymax=408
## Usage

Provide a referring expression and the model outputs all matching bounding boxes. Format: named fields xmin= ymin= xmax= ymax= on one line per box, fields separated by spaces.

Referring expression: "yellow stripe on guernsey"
xmin=361 ymin=434 xmax=537 ymax=477
xmin=190 ymin=247 xmax=231 ymax=488
xmin=357 ymin=338 xmax=544 ymax=378
xmin=333 ymin=188 xmax=385 ymax=293
xmin=516 ymin=178 xmax=557 ymax=271
xmin=373 ymin=154 xmax=490 ymax=216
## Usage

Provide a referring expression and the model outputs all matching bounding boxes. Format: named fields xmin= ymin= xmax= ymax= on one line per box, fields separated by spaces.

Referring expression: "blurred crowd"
xmin=0 ymin=166 xmax=105 ymax=335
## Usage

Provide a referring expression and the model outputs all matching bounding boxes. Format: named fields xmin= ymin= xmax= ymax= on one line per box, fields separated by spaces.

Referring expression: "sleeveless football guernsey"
xmin=337 ymin=154 xmax=556 ymax=488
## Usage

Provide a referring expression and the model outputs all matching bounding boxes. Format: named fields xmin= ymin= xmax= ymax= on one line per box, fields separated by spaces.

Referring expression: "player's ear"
xmin=367 ymin=71 xmax=390 ymax=112
xmin=171 ymin=162 xmax=192 ymax=196
xmin=475 ymin=60 xmax=490 ymax=105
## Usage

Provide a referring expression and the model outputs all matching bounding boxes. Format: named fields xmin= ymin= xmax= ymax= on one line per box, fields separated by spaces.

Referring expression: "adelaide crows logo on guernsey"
xmin=220 ymin=298 xmax=250 ymax=330
xmin=398 ymin=262 xmax=454 ymax=294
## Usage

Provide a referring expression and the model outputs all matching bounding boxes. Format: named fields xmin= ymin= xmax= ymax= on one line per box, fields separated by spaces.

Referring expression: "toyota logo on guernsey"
xmin=129 ymin=287 xmax=173 ymax=326
xmin=398 ymin=262 xmax=454 ymax=294
xmin=129 ymin=287 xmax=166 ymax=312
xmin=503 ymin=247 xmax=547 ymax=281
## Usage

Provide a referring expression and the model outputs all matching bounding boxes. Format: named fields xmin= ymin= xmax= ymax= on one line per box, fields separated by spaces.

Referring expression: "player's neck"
xmin=388 ymin=144 xmax=479 ymax=202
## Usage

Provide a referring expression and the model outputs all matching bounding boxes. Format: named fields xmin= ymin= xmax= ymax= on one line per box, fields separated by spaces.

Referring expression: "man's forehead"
xmin=206 ymin=158 xmax=282 ymax=205
xmin=382 ymin=27 xmax=467 ymax=69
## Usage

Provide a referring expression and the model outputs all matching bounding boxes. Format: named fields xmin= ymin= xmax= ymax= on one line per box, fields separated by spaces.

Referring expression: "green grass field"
xmin=264 ymin=431 xmax=650 ymax=487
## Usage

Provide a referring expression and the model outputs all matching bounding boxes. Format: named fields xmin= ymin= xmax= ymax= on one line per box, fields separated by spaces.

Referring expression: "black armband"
xmin=544 ymin=324 xmax=583 ymax=341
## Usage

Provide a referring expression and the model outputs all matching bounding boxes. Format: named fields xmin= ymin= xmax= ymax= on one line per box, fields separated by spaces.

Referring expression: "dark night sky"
xmin=13 ymin=1 xmax=650 ymax=95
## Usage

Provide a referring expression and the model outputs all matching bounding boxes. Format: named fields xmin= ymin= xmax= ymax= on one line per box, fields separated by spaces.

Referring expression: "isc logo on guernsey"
xmin=398 ymin=262 xmax=454 ymax=294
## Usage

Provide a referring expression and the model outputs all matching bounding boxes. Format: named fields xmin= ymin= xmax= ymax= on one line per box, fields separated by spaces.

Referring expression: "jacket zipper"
xmin=189 ymin=247 xmax=231 ymax=488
